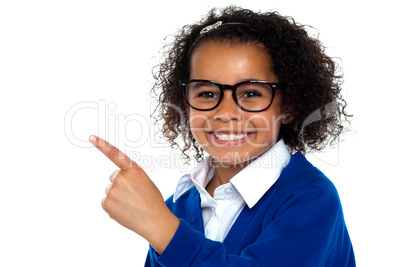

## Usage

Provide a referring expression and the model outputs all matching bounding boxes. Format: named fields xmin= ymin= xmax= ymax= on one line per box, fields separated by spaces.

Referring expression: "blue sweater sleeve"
xmin=149 ymin=219 xmax=262 ymax=266
xmin=146 ymin=173 xmax=354 ymax=266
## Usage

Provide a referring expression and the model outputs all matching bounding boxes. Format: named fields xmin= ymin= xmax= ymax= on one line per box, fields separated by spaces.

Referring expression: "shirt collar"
xmin=173 ymin=156 xmax=214 ymax=203
xmin=230 ymin=139 xmax=290 ymax=208
xmin=173 ymin=139 xmax=290 ymax=208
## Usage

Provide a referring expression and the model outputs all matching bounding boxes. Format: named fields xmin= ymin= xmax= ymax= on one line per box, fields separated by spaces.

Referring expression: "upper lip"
xmin=209 ymin=130 xmax=254 ymax=134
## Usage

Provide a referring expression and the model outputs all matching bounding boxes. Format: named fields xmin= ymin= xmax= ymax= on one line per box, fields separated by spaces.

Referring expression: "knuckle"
xmin=109 ymin=170 xmax=120 ymax=183
xmin=102 ymin=194 xmax=116 ymax=213
xmin=107 ymin=147 xmax=120 ymax=160
xmin=106 ymin=184 xmax=117 ymax=196
xmin=102 ymin=197 xmax=111 ymax=211
xmin=129 ymin=161 xmax=139 ymax=169
xmin=112 ymin=174 xmax=124 ymax=186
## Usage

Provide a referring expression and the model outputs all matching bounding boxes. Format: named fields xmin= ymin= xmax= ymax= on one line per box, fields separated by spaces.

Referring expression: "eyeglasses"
xmin=179 ymin=80 xmax=284 ymax=112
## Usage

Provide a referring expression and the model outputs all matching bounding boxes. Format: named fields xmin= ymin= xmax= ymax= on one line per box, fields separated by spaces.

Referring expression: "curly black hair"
xmin=152 ymin=6 xmax=351 ymax=162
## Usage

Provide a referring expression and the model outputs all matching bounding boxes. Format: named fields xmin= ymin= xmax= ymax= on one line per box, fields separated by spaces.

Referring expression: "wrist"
xmin=146 ymin=210 xmax=180 ymax=255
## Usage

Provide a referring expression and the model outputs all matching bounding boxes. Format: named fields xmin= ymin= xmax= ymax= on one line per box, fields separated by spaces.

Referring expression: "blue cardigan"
xmin=145 ymin=152 xmax=355 ymax=266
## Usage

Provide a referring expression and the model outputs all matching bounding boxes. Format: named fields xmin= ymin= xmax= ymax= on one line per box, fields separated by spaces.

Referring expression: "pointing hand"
xmin=89 ymin=135 xmax=179 ymax=254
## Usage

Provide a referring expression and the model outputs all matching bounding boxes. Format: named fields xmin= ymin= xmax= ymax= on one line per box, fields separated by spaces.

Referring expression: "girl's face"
xmin=188 ymin=42 xmax=286 ymax=166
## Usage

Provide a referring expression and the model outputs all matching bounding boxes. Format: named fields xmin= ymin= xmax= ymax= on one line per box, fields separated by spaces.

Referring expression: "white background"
xmin=1 ymin=0 xmax=401 ymax=266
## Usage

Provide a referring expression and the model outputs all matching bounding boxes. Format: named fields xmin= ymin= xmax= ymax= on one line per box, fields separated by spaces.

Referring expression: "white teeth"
xmin=214 ymin=133 xmax=249 ymax=141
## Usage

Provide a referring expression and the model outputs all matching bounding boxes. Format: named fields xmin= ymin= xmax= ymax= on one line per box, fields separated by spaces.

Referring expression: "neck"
xmin=206 ymin=159 xmax=251 ymax=197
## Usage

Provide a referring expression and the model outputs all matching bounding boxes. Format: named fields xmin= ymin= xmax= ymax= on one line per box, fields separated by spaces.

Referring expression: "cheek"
xmin=245 ymin=113 xmax=283 ymax=131
xmin=248 ymin=116 xmax=267 ymax=131
xmin=188 ymin=111 xmax=213 ymax=136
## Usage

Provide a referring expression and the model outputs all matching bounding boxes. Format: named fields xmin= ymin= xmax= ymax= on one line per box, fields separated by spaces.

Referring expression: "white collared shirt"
xmin=173 ymin=139 xmax=291 ymax=242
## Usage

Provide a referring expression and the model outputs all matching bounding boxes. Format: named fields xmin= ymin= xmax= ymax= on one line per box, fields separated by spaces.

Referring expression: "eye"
xmin=197 ymin=91 xmax=218 ymax=98
xmin=190 ymin=82 xmax=220 ymax=98
xmin=237 ymin=83 xmax=271 ymax=100
xmin=241 ymin=90 xmax=263 ymax=98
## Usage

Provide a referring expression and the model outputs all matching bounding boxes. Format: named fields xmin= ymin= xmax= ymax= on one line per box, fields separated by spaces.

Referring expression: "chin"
xmin=207 ymin=150 xmax=255 ymax=166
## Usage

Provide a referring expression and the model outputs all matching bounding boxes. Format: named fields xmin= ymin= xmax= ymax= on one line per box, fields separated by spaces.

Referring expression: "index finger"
xmin=89 ymin=135 xmax=134 ymax=170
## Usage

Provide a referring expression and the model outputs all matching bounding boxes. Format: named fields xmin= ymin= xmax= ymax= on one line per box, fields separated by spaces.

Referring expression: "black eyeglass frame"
xmin=179 ymin=79 xmax=285 ymax=112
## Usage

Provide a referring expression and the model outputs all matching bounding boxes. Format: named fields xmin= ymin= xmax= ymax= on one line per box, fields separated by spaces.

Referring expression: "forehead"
xmin=189 ymin=41 xmax=277 ymax=82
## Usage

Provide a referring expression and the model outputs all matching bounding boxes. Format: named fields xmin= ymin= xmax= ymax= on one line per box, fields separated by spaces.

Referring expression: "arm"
xmin=148 ymin=177 xmax=353 ymax=266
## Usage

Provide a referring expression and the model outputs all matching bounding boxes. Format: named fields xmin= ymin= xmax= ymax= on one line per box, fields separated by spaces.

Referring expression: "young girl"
xmin=89 ymin=6 xmax=355 ymax=266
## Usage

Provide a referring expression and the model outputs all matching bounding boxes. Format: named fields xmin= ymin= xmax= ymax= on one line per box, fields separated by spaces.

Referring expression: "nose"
xmin=213 ymin=91 xmax=241 ymax=122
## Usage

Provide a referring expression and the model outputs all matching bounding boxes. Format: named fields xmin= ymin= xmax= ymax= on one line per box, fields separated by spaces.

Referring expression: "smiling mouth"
xmin=212 ymin=132 xmax=251 ymax=141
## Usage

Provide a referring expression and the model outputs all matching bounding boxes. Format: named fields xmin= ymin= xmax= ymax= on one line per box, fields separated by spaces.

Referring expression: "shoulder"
xmin=271 ymin=152 xmax=343 ymax=218
xmin=277 ymin=152 xmax=339 ymax=196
